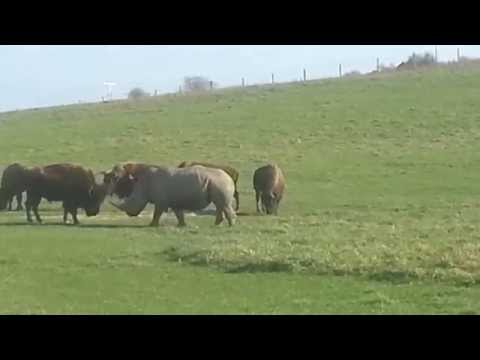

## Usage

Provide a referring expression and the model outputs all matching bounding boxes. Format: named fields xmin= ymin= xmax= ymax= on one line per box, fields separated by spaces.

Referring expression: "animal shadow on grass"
xmin=224 ymin=262 xmax=293 ymax=273
xmin=0 ymin=221 xmax=146 ymax=229
xmin=160 ymin=246 xmax=293 ymax=273
xmin=191 ymin=210 xmax=253 ymax=217
xmin=75 ymin=223 xmax=148 ymax=229
xmin=161 ymin=245 xmax=425 ymax=280
xmin=366 ymin=270 xmax=419 ymax=284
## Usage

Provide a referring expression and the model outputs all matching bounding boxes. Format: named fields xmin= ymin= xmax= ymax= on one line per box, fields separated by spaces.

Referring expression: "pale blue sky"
xmin=1 ymin=45 xmax=479 ymax=112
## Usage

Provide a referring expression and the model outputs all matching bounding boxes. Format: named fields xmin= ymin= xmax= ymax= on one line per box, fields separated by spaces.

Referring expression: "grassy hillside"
xmin=2 ymin=66 xmax=480 ymax=314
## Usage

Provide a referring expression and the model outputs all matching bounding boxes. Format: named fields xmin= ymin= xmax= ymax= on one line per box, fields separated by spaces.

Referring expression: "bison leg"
xmin=15 ymin=193 xmax=23 ymax=211
xmin=28 ymin=195 xmax=42 ymax=223
xmin=26 ymin=192 xmax=41 ymax=223
xmin=149 ymin=205 xmax=164 ymax=227
xmin=62 ymin=202 xmax=70 ymax=223
xmin=62 ymin=202 xmax=79 ymax=225
xmin=173 ymin=209 xmax=187 ymax=227
xmin=274 ymin=197 xmax=282 ymax=215
xmin=25 ymin=200 xmax=33 ymax=223
xmin=71 ymin=208 xmax=79 ymax=225
xmin=255 ymin=191 xmax=261 ymax=213
xmin=273 ymin=195 xmax=282 ymax=215
xmin=7 ymin=196 xmax=13 ymax=211
xmin=215 ymin=208 xmax=224 ymax=225
xmin=32 ymin=204 xmax=42 ymax=223
xmin=223 ymin=205 xmax=236 ymax=226
xmin=234 ymin=190 xmax=240 ymax=212
xmin=63 ymin=207 xmax=69 ymax=224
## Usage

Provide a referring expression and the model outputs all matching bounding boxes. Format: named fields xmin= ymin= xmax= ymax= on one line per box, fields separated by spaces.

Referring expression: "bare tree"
xmin=128 ymin=87 xmax=150 ymax=100
xmin=343 ymin=70 xmax=362 ymax=78
xmin=397 ymin=52 xmax=436 ymax=70
xmin=183 ymin=76 xmax=216 ymax=92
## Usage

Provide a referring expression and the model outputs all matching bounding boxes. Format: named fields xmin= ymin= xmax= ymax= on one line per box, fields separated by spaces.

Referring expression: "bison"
xmin=0 ymin=163 xmax=29 ymax=211
xmin=253 ymin=164 xmax=285 ymax=215
xmin=178 ymin=161 xmax=240 ymax=211
xmin=109 ymin=163 xmax=236 ymax=227
xmin=102 ymin=162 xmax=153 ymax=199
xmin=23 ymin=163 xmax=111 ymax=224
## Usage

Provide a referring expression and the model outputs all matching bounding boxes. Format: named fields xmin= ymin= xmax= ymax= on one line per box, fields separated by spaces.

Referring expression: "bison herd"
xmin=0 ymin=161 xmax=286 ymax=227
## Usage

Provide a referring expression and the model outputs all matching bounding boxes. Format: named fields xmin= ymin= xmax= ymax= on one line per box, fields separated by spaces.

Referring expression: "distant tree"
xmin=343 ymin=70 xmax=362 ymax=77
xmin=183 ymin=76 xmax=216 ymax=92
xmin=397 ymin=52 xmax=436 ymax=70
xmin=128 ymin=87 xmax=150 ymax=100
xmin=379 ymin=63 xmax=396 ymax=72
xmin=458 ymin=56 xmax=472 ymax=63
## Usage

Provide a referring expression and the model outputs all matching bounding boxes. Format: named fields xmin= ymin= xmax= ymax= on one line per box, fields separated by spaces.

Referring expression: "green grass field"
xmin=2 ymin=66 xmax=480 ymax=314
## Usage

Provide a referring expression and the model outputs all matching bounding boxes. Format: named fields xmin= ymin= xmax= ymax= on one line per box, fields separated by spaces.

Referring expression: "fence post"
xmin=435 ymin=46 xmax=438 ymax=62
xmin=209 ymin=81 xmax=213 ymax=90
xmin=179 ymin=85 xmax=182 ymax=94
xmin=339 ymin=64 xmax=342 ymax=77
xmin=271 ymin=73 xmax=274 ymax=84
xmin=457 ymin=48 xmax=460 ymax=62
xmin=303 ymin=69 xmax=306 ymax=82
xmin=242 ymin=78 xmax=245 ymax=88
xmin=376 ymin=58 xmax=380 ymax=72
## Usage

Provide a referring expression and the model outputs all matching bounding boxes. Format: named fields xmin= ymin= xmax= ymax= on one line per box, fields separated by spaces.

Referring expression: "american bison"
xmin=102 ymin=162 xmax=152 ymax=199
xmin=23 ymin=163 xmax=111 ymax=224
xmin=178 ymin=161 xmax=240 ymax=211
xmin=109 ymin=163 xmax=236 ymax=227
xmin=0 ymin=163 xmax=29 ymax=211
xmin=253 ymin=164 xmax=285 ymax=215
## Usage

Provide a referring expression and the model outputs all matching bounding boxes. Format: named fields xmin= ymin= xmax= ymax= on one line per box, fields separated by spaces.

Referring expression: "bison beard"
xmin=109 ymin=199 xmax=147 ymax=217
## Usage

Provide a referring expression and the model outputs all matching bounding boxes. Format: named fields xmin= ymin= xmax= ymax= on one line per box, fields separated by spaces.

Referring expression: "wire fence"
xmin=1 ymin=47 xmax=473 ymax=113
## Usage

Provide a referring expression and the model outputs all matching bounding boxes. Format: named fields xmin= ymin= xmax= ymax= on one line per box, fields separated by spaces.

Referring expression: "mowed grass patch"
xmin=1 ymin=210 xmax=480 ymax=314
xmin=2 ymin=66 xmax=480 ymax=313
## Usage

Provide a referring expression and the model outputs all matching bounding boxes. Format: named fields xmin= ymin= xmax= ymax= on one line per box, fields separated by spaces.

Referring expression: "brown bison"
xmin=178 ymin=161 xmax=240 ymax=211
xmin=23 ymin=163 xmax=111 ymax=224
xmin=0 ymin=163 xmax=29 ymax=211
xmin=253 ymin=164 xmax=285 ymax=215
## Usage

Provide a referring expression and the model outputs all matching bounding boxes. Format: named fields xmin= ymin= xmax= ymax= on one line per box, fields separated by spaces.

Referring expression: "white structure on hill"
xmin=103 ymin=82 xmax=117 ymax=102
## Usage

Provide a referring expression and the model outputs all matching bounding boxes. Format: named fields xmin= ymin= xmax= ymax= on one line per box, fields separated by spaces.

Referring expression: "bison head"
xmin=109 ymin=170 xmax=148 ymax=217
xmin=102 ymin=164 xmax=140 ymax=199
xmin=79 ymin=169 xmax=113 ymax=217
xmin=84 ymin=184 xmax=108 ymax=217
xmin=261 ymin=192 xmax=279 ymax=215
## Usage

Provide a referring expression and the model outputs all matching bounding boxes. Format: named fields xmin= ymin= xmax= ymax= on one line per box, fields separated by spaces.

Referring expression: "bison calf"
xmin=253 ymin=164 xmax=285 ymax=215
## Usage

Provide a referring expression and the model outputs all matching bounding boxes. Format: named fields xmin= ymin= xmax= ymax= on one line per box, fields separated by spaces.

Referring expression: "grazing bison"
xmin=178 ymin=161 xmax=240 ymax=211
xmin=0 ymin=163 xmax=29 ymax=211
xmin=109 ymin=164 xmax=236 ymax=227
xmin=253 ymin=164 xmax=285 ymax=215
xmin=24 ymin=163 xmax=110 ymax=224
